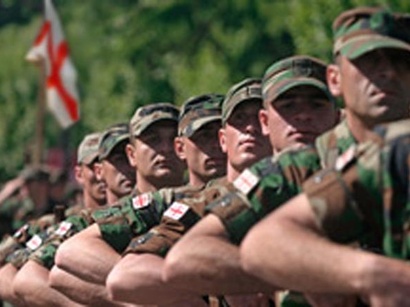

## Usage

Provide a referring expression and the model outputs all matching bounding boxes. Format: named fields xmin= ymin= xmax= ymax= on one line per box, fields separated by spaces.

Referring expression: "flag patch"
xmin=163 ymin=202 xmax=189 ymax=220
xmin=26 ymin=235 xmax=42 ymax=251
xmin=13 ymin=224 xmax=29 ymax=239
xmin=132 ymin=193 xmax=152 ymax=210
xmin=233 ymin=169 xmax=259 ymax=195
xmin=55 ymin=221 xmax=72 ymax=236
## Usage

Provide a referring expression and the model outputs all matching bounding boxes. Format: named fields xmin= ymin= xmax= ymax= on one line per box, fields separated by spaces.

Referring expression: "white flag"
xmin=26 ymin=0 xmax=80 ymax=128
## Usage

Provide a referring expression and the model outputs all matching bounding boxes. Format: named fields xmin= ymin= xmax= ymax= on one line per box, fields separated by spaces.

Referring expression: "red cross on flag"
xmin=26 ymin=0 xmax=80 ymax=128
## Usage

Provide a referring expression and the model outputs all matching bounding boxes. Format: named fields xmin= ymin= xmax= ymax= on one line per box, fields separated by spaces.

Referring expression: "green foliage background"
xmin=0 ymin=0 xmax=408 ymax=179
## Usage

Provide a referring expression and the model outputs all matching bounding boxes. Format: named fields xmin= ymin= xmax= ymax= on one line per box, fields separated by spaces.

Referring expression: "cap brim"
xmin=134 ymin=117 xmax=178 ymax=137
xmin=79 ymin=152 xmax=99 ymax=165
xmin=339 ymin=35 xmax=410 ymax=59
xmin=99 ymin=134 xmax=129 ymax=160
xmin=184 ymin=115 xmax=221 ymax=138
xmin=223 ymin=98 xmax=261 ymax=124
xmin=265 ymin=78 xmax=333 ymax=104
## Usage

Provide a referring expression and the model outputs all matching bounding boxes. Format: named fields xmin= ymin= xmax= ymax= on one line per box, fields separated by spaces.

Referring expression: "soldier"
xmin=12 ymin=124 xmax=137 ymax=307
xmin=154 ymin=56 xmax=338 ymax=306
xmin=49 ymin=95 xmax=227 ymax=306
xmin=0 ymin=132 xmax=105 ymax=306
xmin=240 ymin=118 xmax=410 ymax=307
xmin=236 ymin=6 xmax=410 ymax=307
xmin=105 ymin=78 xmax=273 ymax=305
xmin=125 ymin=102 xmax=186 ymax=192
xmin=73 ymin=132 xmax=107 ymax=209
xmin=94 ymin=123 xmax=136 ymax=204
xmin=174 ymin=94 xmax=227 ymax=186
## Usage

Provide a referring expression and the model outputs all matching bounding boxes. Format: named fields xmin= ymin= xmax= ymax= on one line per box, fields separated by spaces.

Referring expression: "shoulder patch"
xmin=55 ymin=221 xmax=73 ymax=236
xmin=26 ymin=234 xmax=42 ymax=251
xmin=13 ymin=224 xmax=29 ymax=239
xmin=335 ymin=145 xmax=356 ymax=171
xmin=233 ymin=169 xmax=260 ymax=195
xmin=132 ymin=193 xmax=152 ymax=210
xmin=163 ymin=202 xmax=189 ymax=220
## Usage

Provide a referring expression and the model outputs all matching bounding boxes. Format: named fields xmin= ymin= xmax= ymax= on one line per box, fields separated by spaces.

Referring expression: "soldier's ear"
xmin=174 ymin=137 xmax=186 ymax=161
xmin=327 ymin=64 xmax=342 ymax=97
xmin=218 ymin=128 xmax=228 ymax=153
xmin=125 ymin=143 xmax=137 ymax=168
xmin=74 ymin=165 xmax=83 ymax=185
xmin=259 ymin=108 xmax=270 ymax=137
xmin=93 ymin=162 xmax=103 ymax=181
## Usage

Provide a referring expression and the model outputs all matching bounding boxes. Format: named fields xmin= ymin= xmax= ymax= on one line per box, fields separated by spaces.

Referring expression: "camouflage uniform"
xmin=304 ymin=118 xmax=410 ymax=259
xmin=124 ymin=177 xmax=228 ymax=256
xmin=0 ymin=203 xmax=83 ymax=266
xmin=96 ymin=185 xmax=204 ymax=253
xmin=280 ymin=8 xmax=410 ymax=307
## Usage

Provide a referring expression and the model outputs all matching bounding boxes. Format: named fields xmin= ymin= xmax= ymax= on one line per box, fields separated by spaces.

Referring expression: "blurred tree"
xmin=0 ymin=0 xmax=407 ymax=180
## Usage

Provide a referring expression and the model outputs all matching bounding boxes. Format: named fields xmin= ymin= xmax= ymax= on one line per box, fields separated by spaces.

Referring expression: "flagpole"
xmin=33 ymin=59 xmax=47 ymax=167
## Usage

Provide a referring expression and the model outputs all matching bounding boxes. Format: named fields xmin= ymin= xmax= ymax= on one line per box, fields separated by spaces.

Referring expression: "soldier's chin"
xmin=154 ymin=168 xmax=173 ymax=177
xmin=292 ymin=134 xmax=317 ymax=146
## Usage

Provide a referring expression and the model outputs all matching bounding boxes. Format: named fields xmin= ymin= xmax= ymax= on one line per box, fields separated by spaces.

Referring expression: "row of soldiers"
xmin=0 ymin=164 xmax=84 ymax=241
xmin=0 ymin=5 xmax=409 ymax=307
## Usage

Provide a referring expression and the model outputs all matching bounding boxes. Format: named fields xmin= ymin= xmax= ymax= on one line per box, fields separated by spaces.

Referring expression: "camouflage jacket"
xmin=27 ymin=185 xmax=204 ymax=269
xmin=123 ymin=121 xmax=356 ymax=307
xmin=315 ymin=120 xmax=356 ymax=169
xmin=304 ymin=118 xmax=410 ymax=259
xmin=208 ymin=146 xmax=322 ymax=244
xmin=124 ymin=121 xmax=357 ymax=257
xmin=97 ymin=184 xmax=205 ymax=253
xmin=27 ymin=205 xmax=107 ymax=269
xmin=124 ymin=177 xmax=229 ymax=256
xmin=5 ymin=203 xmax=84 ymax=269
xmin=1 ymin=203 xmax=84 ymax=267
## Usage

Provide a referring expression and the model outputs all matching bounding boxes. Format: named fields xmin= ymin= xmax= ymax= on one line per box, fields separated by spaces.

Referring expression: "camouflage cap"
xmin=262 ymin=55 xmax=333 ymax=105
xmin=178 ymin=94 xmax=224 ymax=137
xmin=99 ymin=123 xmax=130 ymax=160
xmin=333 ymin=7 xmax=410 ymax=59
xmin=130 ymin=103 xmax=179 ymax=137
xmin=77 ymin=132 xmax=101 ymax=165
xmin=222 ymin=78 xmax=262 ymax=124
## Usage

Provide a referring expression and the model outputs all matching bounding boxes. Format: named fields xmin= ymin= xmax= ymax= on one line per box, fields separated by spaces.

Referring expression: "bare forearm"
xmin=55 ymin=225 xmax=121 ymax=284
xmin=107 ymin=253 xmax=201 ymax=305
xmin=240 ymin=207 xmax=375 ymax=294
xmin=13 ymin=261 xmax=82 ymax=307
xmin=0 ymin=263 xmax=24 ymax=305
xmin=164 ymin=215 xmax=276 ymax=295
xmin=165 ymin=235 xmax=276 ymax=295
xmin=49 ymin=265 xmax=113 ymax=305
